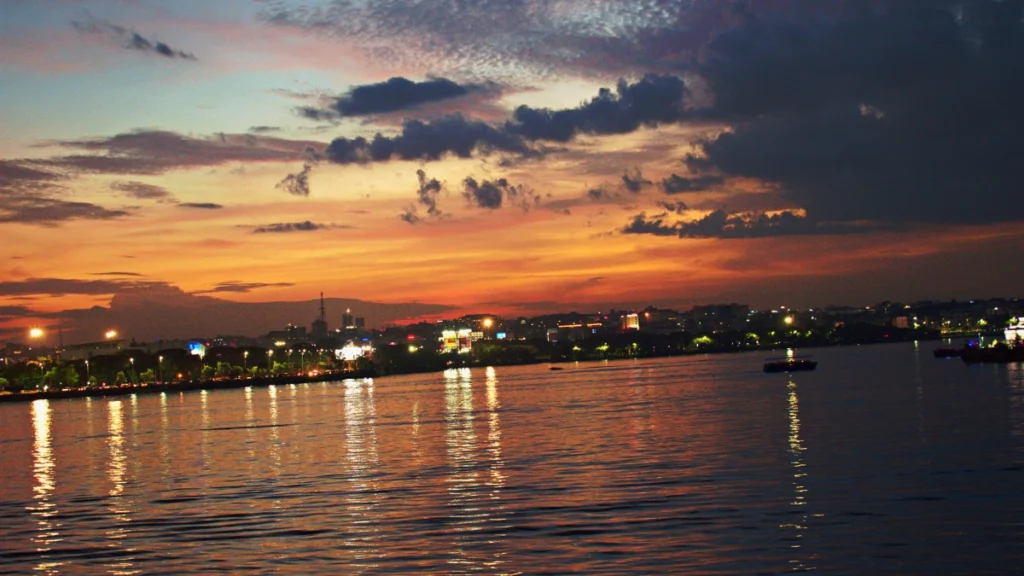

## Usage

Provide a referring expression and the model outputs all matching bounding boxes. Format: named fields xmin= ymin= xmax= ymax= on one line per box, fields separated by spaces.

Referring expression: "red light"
xmin=407 ymin=334 xmax=415 ymax=340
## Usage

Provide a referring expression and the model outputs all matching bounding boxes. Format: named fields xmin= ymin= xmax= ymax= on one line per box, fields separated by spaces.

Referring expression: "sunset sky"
xmin=2 ymin=0 xmax=1023 ymax=343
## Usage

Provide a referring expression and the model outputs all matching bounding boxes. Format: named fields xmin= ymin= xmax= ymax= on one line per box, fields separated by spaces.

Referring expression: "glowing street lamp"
xmin=29 ymin=327 xmax=44 ymax=340
xmin=158 ymin=355 xmax=163 ymax=385
xmin=483 ymin=318 xmax=494 ymax=329
xmin=105 ymin=329 xmax=118 ymax=340
xmin=243 ymin=351 xmax=249 ymax=373
xmin=784 ymin=316 xmax=795 ymax=326
xmin=267 ymin=349 xmax=274 ymax=371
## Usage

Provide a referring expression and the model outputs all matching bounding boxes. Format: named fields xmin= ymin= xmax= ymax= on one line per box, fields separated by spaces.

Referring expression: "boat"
xmin=961 ymin=342 xmax=1024 ymax=364
xmin=763 ymin=357 xmax=817 ymax=373
xmin=933 ymin=347 xmax=963 ymax=358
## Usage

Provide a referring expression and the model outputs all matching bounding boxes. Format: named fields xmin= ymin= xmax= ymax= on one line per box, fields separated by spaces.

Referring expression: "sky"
xmin=2 ymin=0 xmax=1023 ymax=343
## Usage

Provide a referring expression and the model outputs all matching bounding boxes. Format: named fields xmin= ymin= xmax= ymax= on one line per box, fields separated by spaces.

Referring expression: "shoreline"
xmin=0 ymin=369 xmax=376 ymax=404
xmin=0 ymin=336 xmax=974 ymax=405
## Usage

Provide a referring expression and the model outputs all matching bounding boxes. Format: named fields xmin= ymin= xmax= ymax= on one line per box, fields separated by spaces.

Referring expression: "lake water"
xmin=1 ymin=343 xmax=1023 ymax=574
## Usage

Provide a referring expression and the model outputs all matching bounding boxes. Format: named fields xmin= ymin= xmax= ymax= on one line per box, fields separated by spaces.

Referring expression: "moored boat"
xmin=764 ymin=357 xmax=817 ymax=373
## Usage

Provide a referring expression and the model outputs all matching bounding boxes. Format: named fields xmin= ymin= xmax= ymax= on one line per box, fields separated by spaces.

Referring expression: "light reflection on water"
xmin=2 ymin=345 xmax=1023 ymax=574
xmin=30 ymin=399 xmax=62 ymax=574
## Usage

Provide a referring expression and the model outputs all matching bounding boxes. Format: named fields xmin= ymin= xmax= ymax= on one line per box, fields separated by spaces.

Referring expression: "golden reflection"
xmin=342 ymin=378 xmax=382 ymax=568
xmin=106 ymin=400 xmax=138 ymax=575
xmin=160 ymin=393 xmax=170 ymax=480
xmin=445 ymin=368 xmax=492 ymax=572
xmin=411 ymin=401 xmax=422 ymax=469
xmin=485 ymin=367 xmax=506 ymax=492
xmin=268 ymin=385 xmax=282 ymax=477
xmin=244 ymin=387 xmax=256 ymax=473
xmin=783 ymin=378 xmax=814 ymax=572
xmin=30 ymin=399 xmax=63 ymax=574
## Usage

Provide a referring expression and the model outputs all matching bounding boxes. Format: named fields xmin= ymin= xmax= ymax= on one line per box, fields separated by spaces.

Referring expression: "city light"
xmin=105 ymin=329 xmax=118 ymax=339
xmin=784 ymin=316 xmax=794 ymax=325
xmin=29 ymin=327 xmax=44 ymax=339
xmin=483 ymin=318 xmax=494 ymax=328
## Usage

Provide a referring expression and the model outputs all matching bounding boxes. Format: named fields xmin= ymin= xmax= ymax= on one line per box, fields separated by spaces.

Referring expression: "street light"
xmin=244 ymin=351 xmax=249 ymax=373
xmin=105 ymin=329 xmax=118 ymax=340
xmin=158 ymin=355 xmax=163 ymax=385
xmin=129 ymin=357 xmax=135 ymax=385
xmin=267 ymin=349 xmax=274 ymax=372
xmin=483 ymin=318 xmax=493 ymax=329
xmin=29 ymin=327 xmax=44 ymax=340
xmin=85 ymin=359 xmax=90 ymax=386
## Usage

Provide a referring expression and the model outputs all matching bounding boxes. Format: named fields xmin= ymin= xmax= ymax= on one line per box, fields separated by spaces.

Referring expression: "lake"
xmin=1 ymin=343 xmax=1023 ymax=574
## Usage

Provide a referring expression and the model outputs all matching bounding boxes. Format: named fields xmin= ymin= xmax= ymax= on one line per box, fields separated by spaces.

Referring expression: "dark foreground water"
xmin=1 ymin=343 xmax=1023 ymax=574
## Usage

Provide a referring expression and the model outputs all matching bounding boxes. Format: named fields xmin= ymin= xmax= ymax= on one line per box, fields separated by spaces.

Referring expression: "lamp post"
xmin=158 ymin=355 xmax=163 ymax=385
xmin=244 ymin=351 xmax=249 ymax=374
xmin=85 ymin=359 xmax=90 ymax=387
xmin=129 ymin=357 xmax=135 ymax=385
xmin=267 ymin=349 xmax=273 ymax=372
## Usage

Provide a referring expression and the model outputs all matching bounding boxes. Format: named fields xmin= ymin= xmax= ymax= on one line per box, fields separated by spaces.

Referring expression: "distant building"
xmin=892 ymin=316 xmax=910 ymax=329
xmin=342 ymin=308 xmax=355 ymax=330
xmin=355 ymin=317 xmax=366 ymax=330
xmin=267 ymin=324 xmax=307 ymax=344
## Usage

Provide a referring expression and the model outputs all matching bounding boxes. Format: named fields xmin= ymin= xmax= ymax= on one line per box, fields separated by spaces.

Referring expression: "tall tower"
xmin=311 ymin=292 xmax=329 ymax=340
xmin=319 ymin=292 xmax=327 ymax=325
xmin=342 ymin=307 xmax=354 ymax=330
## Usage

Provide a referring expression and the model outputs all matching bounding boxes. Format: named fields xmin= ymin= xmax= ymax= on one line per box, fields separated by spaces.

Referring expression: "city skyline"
xmin=3 ymin=0 xmax=1024 ymax=342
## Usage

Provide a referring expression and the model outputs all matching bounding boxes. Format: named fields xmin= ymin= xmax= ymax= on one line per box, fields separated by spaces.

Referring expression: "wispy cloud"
xmin=72 ymin=18 xmax=198 ymax=60
xmin=252 ymin=221 xmax=350 ymax=233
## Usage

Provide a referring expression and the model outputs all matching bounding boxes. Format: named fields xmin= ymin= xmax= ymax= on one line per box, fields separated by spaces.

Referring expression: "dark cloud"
xmin=252 ymin=221 xmax=349 ymax=233
xmin=506 ymin=75 xmax=688 ymax=142
xmin=335 ymin=77 xmax=490 ymax=117
xmin=622 ymin=209 xmax=870 ymax=239
xmin=325 ymin=115 xmax=532 ymax=165
xmin=400 ymin=169 xmax=446 ymax=224
xmin=110 ymin=180 xmax=176 ymax=202
xmin=462 ymin=176 xmax=538 ymax=211
xmin=248 ymin=126 xmax=281 ymax=133
xmin=276 ymin=162 xmax=313 ymax=197
xmin=621 ymin=212 xmax=679 ymax=237
xmin=656 ymin=200 xmax=688 ymax=214
xmin=661 ymin=174 xmax=724 ymax=194
xmin=621 ymin=168 xmax=653 ymax=194
xmin=295 ymin=106 xmax=339 ymax=123
xmin=72 ymin=18 xmax=197 ymax=60
xmin=179 ymin=203 xmax=223 ymax=210
xmin=193 ymin=281 xmax=295 ymax=295
xmin=688 ymin=0 xmax=1024 ymax=225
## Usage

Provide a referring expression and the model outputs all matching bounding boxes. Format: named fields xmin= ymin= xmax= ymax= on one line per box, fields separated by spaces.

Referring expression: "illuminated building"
xmin=622 ymin=313 xmax=640 ymax=331
xmin=441 ymin=329 xmax=473 ymax=354
xmin=342 ymin=308 xmax=355 ymax=330
xmin=188 ymin=341 xmax=207 ymax=359
xmin=1007 ymin=319 xmax=1024 ymax=344
xmin=336 ymin=342 xmax=373 ymax=361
